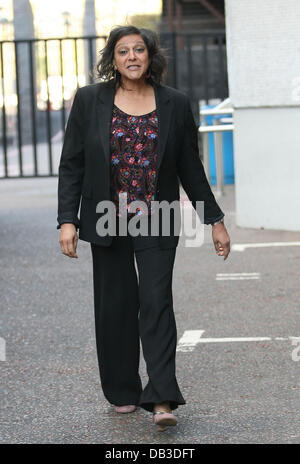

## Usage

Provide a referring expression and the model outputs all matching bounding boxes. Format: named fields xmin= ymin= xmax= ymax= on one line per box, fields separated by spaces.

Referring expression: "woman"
xmin=57 ymin=25 xmax=230 ymax=431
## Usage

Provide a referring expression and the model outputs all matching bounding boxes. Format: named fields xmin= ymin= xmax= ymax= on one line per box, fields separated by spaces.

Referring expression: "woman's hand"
xmin=59 ymin=223 xmax=78 ymax=258
xmin=212 ymin=222 xmax=230 ymax=260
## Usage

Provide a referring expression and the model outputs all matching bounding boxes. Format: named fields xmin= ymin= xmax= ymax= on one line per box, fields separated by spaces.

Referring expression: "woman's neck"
xmin=117 ymin=77 xmax=152 ymax=97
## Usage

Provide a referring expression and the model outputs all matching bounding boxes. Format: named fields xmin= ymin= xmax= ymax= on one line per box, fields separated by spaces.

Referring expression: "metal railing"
xmin=199 ymin=101 xmax=234 ymax=196
xmin=0 ymin=31 xmax=227 ymax=178
xmin=0 ymin=35 xmax=103 ymax=179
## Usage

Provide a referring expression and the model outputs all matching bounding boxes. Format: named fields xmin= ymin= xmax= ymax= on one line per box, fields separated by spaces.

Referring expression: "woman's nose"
xmin=128 ymin=49 xmax=136 ymax=60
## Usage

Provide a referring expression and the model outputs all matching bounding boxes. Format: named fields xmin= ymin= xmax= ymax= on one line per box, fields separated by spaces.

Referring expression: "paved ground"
xmin=0 ymin=177 xmax=299 ymax=444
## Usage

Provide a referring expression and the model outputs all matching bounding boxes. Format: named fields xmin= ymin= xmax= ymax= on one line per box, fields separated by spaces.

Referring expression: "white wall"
xmin=225 ymin=0 xmax=300 ymax=231
xmin=234 ymin=108 xmax=300 ymax=231
xmin=225 ymin=0 xmax=300 ymax=108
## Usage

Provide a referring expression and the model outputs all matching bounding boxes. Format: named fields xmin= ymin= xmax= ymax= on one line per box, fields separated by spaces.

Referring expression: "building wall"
xmin=234 ymin=107 xmax=300 ymax=231
xmin=225 ymin=0 xmax=300 ymax=231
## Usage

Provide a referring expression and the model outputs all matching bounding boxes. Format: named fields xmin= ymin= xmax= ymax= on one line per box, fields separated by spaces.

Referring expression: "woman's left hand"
xmin=212 ymin=222 xmax=230 ymax=260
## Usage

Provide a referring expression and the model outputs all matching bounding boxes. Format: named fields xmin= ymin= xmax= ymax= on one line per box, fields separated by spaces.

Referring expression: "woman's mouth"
xmin=127 ymin=65 xmax=140 ymax=70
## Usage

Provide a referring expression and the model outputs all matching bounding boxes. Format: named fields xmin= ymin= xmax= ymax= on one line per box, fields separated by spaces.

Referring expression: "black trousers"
xmin=90 ymin=216 xmax=186 ymax=413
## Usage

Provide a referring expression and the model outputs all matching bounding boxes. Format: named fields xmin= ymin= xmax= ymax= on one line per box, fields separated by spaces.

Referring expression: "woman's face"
xmin=113 ymin=34 xmax=150 ymax=82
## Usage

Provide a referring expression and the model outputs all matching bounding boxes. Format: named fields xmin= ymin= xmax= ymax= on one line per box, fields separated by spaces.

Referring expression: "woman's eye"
xmin=118 ymin=48 xmax=145 ymax=54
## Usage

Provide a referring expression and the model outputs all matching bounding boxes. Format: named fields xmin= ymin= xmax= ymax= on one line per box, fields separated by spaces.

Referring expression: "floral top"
xmin=110 ymin=104 xmax=158 ymax=217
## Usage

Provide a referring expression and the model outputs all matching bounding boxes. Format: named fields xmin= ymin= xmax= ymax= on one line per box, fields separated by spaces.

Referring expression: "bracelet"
xmin=211 ymin=218 xmax=224 ymax=226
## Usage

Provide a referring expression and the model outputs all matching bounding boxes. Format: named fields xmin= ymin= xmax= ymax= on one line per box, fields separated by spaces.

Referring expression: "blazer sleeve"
xmin=56 ymin=88 xmax=85 ymax=230
xmin=176 ymin=96 xmax=225 ymax=225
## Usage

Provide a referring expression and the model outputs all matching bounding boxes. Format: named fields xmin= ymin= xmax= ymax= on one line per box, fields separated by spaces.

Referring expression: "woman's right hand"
xmin=59 ymin=223 xmax=78 ymax=258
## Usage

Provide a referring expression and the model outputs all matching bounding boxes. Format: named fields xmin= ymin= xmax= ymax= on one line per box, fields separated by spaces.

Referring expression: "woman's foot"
xmin=153 ymin=401 xmax=178 ymax=431
xmin=114 ymin=405 xmax=137 ymax=413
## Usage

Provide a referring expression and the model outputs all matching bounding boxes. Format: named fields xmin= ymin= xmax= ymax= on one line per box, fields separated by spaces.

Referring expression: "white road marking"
xmin=216 ymin=272 xmax=260 ymax=281
xmin=176 ymin=330 xmax=205 ymax=352
xmin=197 ymin=337 xmax=271 ymax=343
xmin=217 ymin=273 xmax=260 ymax=275
xmin=216 ymin=277 xmax=260 ymax=280
xmin=177 ymin=331 xmax=299 ymax=352
xmin=232 ymin=242 xmax=300 ymax=252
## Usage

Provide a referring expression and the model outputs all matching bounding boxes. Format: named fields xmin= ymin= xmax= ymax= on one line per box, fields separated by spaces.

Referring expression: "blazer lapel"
xmin=96 ymin=80 xmax=115 ymax=168
xmin=153 ymin=83 xmax=172 ymax=173
xmin=95 ymin=79 xmax=173 ymax=176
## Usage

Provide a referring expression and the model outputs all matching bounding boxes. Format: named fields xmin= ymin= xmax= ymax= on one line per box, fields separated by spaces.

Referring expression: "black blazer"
xmin=57 ymin=79 xmax=224 ymax=249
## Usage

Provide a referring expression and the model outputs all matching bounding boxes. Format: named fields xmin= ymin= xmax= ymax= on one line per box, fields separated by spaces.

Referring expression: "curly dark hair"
xmin=94 ymin=25 xmax=169 ymax=87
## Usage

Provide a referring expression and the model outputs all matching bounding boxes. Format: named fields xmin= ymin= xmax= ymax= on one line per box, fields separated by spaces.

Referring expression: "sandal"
xmin=114 ymin=405 xmax=136 ymax=413
xmin=153 ymin=410 xmax=178 ymax=431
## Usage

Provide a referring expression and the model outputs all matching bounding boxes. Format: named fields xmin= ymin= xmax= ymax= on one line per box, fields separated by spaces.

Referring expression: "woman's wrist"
xmin=211 ymin=218 xmax=224 ymax=227
xmin=61 ymin=223 xmax=76 ymax=229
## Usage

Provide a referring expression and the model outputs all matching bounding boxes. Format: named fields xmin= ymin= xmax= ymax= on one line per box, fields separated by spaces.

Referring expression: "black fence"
xmin=0 ymin=31 xmax=227 ymax=178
